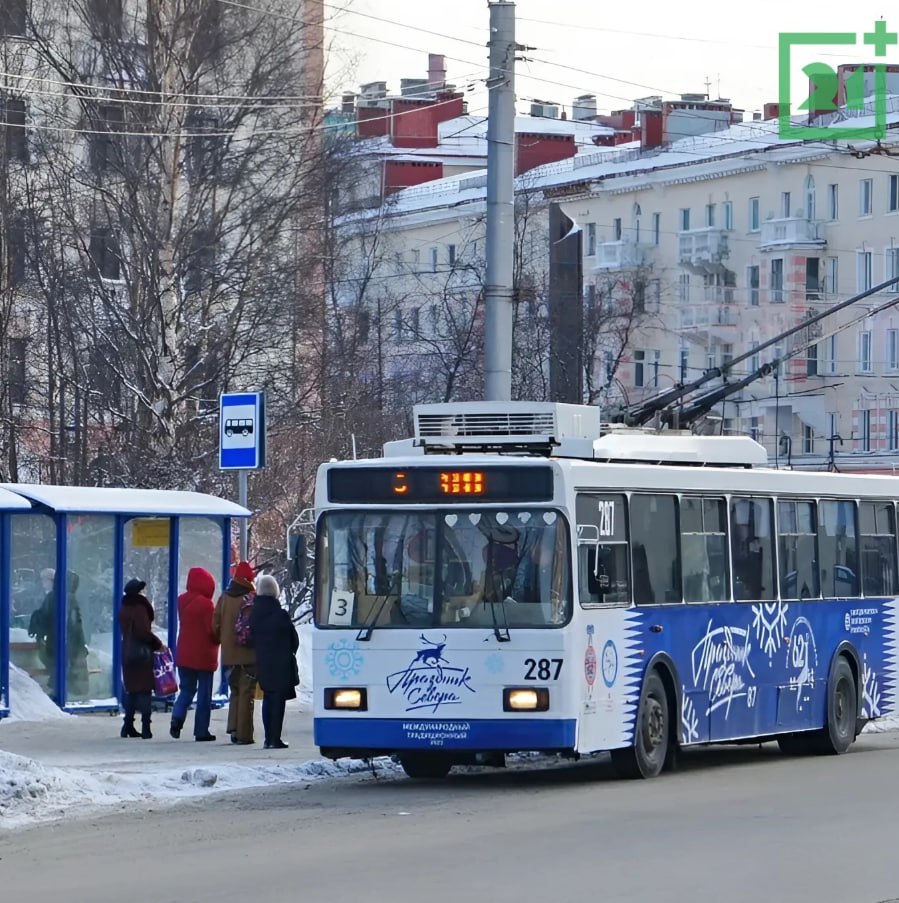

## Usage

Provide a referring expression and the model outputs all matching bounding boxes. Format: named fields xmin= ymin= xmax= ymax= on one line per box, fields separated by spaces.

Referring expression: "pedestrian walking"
xmin=249 ymin=575 xmax=299 ymax=749
xmin=170 ymin=567 xmax=220 ymax=742
xmin=118 ymin=579 xmax=163 ymax=739
xmin=212 ymin=560 xmax=257 ymax=744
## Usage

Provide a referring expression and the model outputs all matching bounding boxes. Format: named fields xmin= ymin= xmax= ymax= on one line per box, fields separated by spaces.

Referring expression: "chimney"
xmin=573 ymin=94 xmax=597 ymax=121
xmin=428 ymin=53 xmax=447 ymax=90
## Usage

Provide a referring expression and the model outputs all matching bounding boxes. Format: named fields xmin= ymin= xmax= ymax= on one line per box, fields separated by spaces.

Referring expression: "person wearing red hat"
xmin=212 ymin=560 xmax=258 ymax=744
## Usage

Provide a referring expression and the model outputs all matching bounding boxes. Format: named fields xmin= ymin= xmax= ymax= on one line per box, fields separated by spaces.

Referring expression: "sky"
xmin=324 ymin=1 xmax=899 ymax=120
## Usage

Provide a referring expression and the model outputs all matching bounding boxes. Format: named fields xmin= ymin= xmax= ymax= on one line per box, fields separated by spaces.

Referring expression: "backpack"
xmin=234 ymin=595 xmax=254 ymax=647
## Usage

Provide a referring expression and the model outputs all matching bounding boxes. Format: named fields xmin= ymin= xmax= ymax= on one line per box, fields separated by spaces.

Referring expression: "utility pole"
xmin=484 ymin=1 xmax=517 ymax=402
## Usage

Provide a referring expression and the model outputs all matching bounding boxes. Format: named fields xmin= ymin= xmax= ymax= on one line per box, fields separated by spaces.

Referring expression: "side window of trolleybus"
xmin=818 ymin=500 xmax=858 ymax=598
xmin=730 ymin=497 xmax=776 ymax=601
xmin=680 ymin=497 xmax=729 ymax=603
xmin=576 ymin=493 xmax=629 ymax=606
xmin=859 ymin=501 xmax=898 ymax=596
xmin=629 ymin=494 xmax=681 ymax=605
xmin=778 ymin=500 xmax=820 ymax=600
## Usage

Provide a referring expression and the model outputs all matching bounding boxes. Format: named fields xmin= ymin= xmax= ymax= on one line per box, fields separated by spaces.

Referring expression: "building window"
xmin=747 ymin=265 xmax=759 ymax=306
xmin=652 ymin=212 xmax=660 ymax=245
xmin=781 ymin=191 xmax=791 ymax=218
xmin=860 ymin=409 xmax=872 ymax=451
xmin=887 ymin=248 xmax=899 ymax=292
xmin=770 ymin=258 xmax=784 ymax=302
xmin=889 ymin=329 xmax=899 ymax=370
xmin=825 ymin=335 xmax=838 ymax=374
xmin=680 ymin=347 xmax=688 ymax=380
xmin=857 ymin=250 xmax=873 ymax=292
xmin=586 ymin=223 xmax=596 ymax=256
xmin=86 ymin=0 xmax=124 ymax=38
xmin=90 ymin=104 xmax=124 ymax=173
xmin=633 ymin=350 xmax=645 ymax=388
xmin=184 ymin=228 xmax=215 ymax=293
xmin=806 ymin=343 xmax=818 ymax=376
xmin=393 ymin=309 xmax=403 ymax=339
xmin=2 ymin=214 xmax=27 ymax=285
xmin=859 ymin=330 xmax=873 ymax=373
xmin=679 ymin=208 xmax=690 ymax=231
xmin=584 ymin=283 xmax=596 ymax=316
xmin=705 ymin=203 xmax=716 ymax=227
xmin=678 ymin=273 xmax=690 ymax=303
xmin=890 ymin=175 xmax=899 ymax=213
xmin=1 ymin=95 xmax=28 ymax=163
xmin=8 ymin=337 xmax=26 ymax=405
xmin=430 ymin=247 xmax=438 ymax=272
xmin=0 ymin=0 xmax=26 ymax=36
xmin=648 ymin=278 xmax=661 ymax=312
xmin=826 ymin=183 xmax=839 ymax=221
xmin=803 ymin=424 xmax=814 ymax=454
xmin=750 ymin=344 xmax=760 ymax=372
xmin=723 ymin=201 xmax=733 ymax=230
xmin=721 ymin=343 xmax=734 ymax=368
xmin=889 ymin=411 xmax=899 ymax=450
xmin=805 ymin=257 xmax=820 ymax=300
xmin=748 ymin=197 xmax=760 ymax=232
xmin=749 ymin=416 xmax=761 ymax=442
xmin=89 ymin=227 xmax=121 ymax=281
xmin=860 ymin=178 xmax=874 ymax=216
xmin=447 ymin=244 xmax=456 ymax=265
xmin=613 ymin=218 xmax=622 ymax=240
xmin=805 ymin=175 xmax=816 ymax=220
xmin=826 ymin=256 xmax=838 ymax=299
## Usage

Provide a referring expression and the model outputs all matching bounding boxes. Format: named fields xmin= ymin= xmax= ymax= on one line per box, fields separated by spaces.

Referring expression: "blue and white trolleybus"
xmin=306 ymin=402 xmax=898 ymax=779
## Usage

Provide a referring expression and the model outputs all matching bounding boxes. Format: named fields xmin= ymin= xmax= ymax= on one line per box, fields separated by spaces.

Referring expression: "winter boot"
xmin=169 ymin=716 xmax=184 ymax=739
xmin=141 ymin=720 xmax=153 ymax=740
xmin=121 ymin=719 xmax=140 ymax=739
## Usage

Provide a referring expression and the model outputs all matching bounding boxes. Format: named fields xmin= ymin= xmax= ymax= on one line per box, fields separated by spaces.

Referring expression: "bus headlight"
xmin=324 ymin=688 xmax=368 ymax=711
xmin=503 ymin=688 xmax=550 ymax=712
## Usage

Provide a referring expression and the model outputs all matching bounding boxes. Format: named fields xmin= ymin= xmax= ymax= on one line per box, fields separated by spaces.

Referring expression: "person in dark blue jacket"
xmin=248 ymin=575 xmax=299 ymax=749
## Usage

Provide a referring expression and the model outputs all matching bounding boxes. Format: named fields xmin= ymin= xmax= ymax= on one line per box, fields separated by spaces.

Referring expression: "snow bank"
xmin=0 ymin=748 xmax=398 ymax=831
xmin=5 ymin=665 xmax=74 ymax=724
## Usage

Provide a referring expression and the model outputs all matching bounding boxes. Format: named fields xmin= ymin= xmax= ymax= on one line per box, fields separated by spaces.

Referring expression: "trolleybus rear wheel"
xmin=399 ymin=753 xmax=453 ymax=779
xmin=777 ymin=656 xmax=857 ymax=756
xmin=611 ymin=670 xmax=669 ymax=779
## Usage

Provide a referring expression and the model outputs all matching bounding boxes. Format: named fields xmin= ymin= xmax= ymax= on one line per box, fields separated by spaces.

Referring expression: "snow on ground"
xmin=0 ymin=748 xmax=397 ymax=832
xmin=5 ymin=664 xmax=75 ymax=724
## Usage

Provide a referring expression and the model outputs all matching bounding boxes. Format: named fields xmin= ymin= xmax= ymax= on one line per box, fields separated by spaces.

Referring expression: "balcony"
xmin=592 ymin=240 xmax=651 ymax=271
xmin=679 ymin=304 xmax=738 ymax=331
xmin=678 ymin=228 xmax=729 ymax=272
xmin=758 ymin=216 xmax=827 ymax=251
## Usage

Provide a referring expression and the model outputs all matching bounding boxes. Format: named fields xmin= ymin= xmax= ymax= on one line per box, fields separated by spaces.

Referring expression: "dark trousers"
xmin=123 ymin=690 xmax=151 ymax=726
xmin=261 ymin=693 xmax=287 ymax=744
xmin=172 ymin=668 xmax=214 ymax=737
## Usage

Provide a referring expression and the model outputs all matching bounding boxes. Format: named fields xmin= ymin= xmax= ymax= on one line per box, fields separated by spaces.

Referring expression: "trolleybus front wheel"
xmin=611 ymin=669 xmax=669 ymax=779
xmin=398 ymin=753 xmax=453 ymax=780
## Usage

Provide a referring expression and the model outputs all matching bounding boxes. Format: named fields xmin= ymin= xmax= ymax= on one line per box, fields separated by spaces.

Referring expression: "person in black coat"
xmin=248 ymin=575 xmax=299 ymax=749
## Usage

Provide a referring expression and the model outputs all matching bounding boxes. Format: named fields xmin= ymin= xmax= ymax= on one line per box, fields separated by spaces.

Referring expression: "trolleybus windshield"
xmin=316 ymin=509 xmax=572 ymax=629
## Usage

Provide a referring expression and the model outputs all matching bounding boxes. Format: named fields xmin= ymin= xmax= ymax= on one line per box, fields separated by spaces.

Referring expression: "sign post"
xmin=219 ymin=392 xmax=266 ymax=560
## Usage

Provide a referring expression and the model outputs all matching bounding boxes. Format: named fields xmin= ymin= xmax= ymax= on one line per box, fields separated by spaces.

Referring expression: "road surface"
xmin=4 ymin=735 xmax=899 ymax=903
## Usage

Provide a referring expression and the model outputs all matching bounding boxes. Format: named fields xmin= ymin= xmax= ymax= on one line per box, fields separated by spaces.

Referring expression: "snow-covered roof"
xmin=0 ymin=487 xmax=30 ymax=510
xmin=0 ymin=484 xmax=251 ymax=517
xmin=376 ymin=96 xmax=899 ymax=218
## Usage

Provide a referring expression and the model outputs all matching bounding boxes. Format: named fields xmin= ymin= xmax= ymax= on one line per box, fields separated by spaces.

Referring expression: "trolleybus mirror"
xmin=290 ymin=534 xmax=307 ymax=582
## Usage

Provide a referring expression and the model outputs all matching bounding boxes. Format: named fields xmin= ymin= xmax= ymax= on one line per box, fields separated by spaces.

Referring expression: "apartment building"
xmin=1 ymin=1 xmax=323 ymax=482
xmin=343 ymin=93 xmax=899 ymax=471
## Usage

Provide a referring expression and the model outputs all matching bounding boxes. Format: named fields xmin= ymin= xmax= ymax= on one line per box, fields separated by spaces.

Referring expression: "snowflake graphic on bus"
xmin=386 ymin=634 xmax=476 ymax=714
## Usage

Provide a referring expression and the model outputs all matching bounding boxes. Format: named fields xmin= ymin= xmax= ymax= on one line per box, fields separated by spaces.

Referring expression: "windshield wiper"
xmin=355 ymin=575 xmax=400 ymax=641
xmin=484 ymin=549 xmax=511 ymax=643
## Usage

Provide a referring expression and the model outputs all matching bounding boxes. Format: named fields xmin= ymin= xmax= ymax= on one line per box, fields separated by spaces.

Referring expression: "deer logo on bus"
xmin=413 ymin=634 xmax=449 ymax=668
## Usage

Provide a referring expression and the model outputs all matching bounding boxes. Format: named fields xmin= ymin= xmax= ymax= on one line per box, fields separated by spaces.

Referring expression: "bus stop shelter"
xmin=0 ymin=484 xmax=251 ymax=716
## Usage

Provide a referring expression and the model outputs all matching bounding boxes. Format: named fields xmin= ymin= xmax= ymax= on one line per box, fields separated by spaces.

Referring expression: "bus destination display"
xmin=327 ymin=465 xmax=554 ymax=503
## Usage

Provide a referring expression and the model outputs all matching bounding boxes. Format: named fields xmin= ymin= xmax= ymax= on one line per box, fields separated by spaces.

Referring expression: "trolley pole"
xmin=484 ymin=1 xmax=517 ymax=402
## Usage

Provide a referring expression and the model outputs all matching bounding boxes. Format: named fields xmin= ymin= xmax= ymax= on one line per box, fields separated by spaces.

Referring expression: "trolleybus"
xmin=304 ymin=402 xmax=898 ymax=779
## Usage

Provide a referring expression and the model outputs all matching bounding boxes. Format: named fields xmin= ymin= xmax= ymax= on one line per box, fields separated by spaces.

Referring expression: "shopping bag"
xmin=153 ymin=647 xmax=178 ymax=696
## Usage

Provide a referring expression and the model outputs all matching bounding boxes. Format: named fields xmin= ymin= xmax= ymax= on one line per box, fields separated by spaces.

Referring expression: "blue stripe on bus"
xmin=315 ymin=717 xmax=577 ymax=750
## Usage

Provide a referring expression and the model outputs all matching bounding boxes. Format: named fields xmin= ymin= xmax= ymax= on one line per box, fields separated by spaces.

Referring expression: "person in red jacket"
xmin=169 ymin=567 xmax=220 ymax=741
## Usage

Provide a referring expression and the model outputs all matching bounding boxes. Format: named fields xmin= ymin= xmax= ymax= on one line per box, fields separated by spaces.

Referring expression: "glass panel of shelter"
xmin=66 ymin=514 xmax=116 ymax=704
xmin=123 ymin=517 xmax=172 ymax=648
xmin=9 ymin=514 xmax=57 ymax=701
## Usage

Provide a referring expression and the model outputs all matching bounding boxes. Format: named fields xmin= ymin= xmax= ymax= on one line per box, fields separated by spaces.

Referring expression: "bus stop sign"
xmin=219 ymin=392 xmax=266 ymax=470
